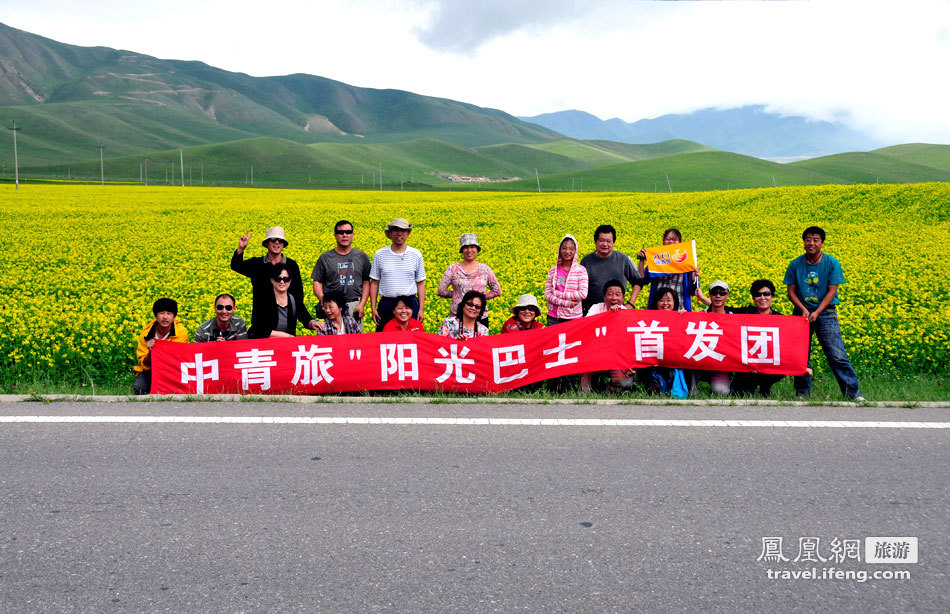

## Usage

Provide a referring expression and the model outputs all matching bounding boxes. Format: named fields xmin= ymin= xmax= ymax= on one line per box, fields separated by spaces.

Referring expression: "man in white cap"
xmin=231 ymin=227 xmax=319 ymax=333
xmin=370 ymin=218 xmax=426 ymax=332
xmin=700 ymin=280 xmax=735 ymax=314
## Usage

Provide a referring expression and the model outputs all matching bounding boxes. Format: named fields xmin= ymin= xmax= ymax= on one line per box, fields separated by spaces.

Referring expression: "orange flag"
xmin=644 ymin=240 xmax=698 ymax=275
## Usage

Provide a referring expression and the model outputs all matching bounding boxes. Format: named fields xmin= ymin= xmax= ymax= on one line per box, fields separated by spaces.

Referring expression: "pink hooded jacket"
xmin=544 ymin=234 xmax=588 ymax=320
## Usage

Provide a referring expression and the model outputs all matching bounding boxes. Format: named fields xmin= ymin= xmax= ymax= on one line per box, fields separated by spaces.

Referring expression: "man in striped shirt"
xmin=370 ymin=218 xmax=426 ymax=332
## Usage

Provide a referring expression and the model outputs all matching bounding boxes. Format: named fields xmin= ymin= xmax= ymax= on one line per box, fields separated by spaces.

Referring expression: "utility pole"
xmin=665 ymin=172 xmax=672 ymax=193
xmin=535 ymin=168 xmax=541 ymax=193
xmin=200 ymin=160 xmax=204 ymax=185
xmin=572 ymin=177 xmax=575 ymax=192
xmin=140 ymin=164 xmax=142 ymax=183
xmin=379 ymin=162 xmax=382 ymax=191
xmin=189 ymin=166 xmax=192 ymax=186
xmin=580 ymin=176 xmax=583 ymax=192
xmin=144 ymin=158 xmax=149 ymax=187
xmin=179 ymin=149 xmax=185 ymax=187
xmin=251 ymin=165 xmax=254 ymax=185
xmin=97 ymin=140 xmax=106 ymax=185
xmin=401 ymin=173 xmax=404 ymax=190
xmin=8 ymin=121 xmax=21 ymax=189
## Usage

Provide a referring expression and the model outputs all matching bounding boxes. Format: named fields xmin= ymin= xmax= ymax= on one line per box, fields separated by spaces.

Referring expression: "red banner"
xmin=151 ymin=310 xmax=809 ymax=395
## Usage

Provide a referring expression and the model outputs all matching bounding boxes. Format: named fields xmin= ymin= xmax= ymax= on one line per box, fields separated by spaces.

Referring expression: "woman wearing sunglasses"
xmin=437 ymin=290 xmax=489 ymax=340
xmin=249 ymin=265 xmax=320 ymax=338
xmin=194 ymin=293 xmax=248 ymax=342
xmin=732 ymin=279 xmax=787 ymax=396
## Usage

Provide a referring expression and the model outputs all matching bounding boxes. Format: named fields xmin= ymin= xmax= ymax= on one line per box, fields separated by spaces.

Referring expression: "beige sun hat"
xmin=510 ymin=294 xmax=541 ymax=316
xmin=384 ymin=218 xmax=412 ymax=238
xmin=459 ymin=232 xmax=481 ymax=252
xmin=709 ymin=280 xmax=730 ymax=292
xmin=262 ymin=226 xmax=288 ymax=247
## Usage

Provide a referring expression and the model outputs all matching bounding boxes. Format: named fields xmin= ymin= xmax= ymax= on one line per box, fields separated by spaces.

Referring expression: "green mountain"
xmin=0 ymin=21 xmax=561 ymax=168
xmin=790 ymin=150 xmax=950 ymax=184
xmin=870 ymin=143 xmax=950 ymax=171
xmin=26 ymin=136 xmax=713 ymax=187
xmin=499 ymin=151 xmax=842 ymax=192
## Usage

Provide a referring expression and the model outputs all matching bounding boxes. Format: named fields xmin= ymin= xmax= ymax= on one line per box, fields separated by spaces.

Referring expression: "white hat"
xmin=709 ymin=280 xmax=730 ymax=292
xmin=510 ymin=294 xmax=541 ymax=316
xmin=459 ymin=233 xmax=481 ymax=252
xmin=384 ymin=218 xmax=412 ymax=238
xmin=262 ymin=226 xmax=288 ymax=247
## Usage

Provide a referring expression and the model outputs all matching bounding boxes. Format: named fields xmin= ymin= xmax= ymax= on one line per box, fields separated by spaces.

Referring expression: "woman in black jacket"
xmin=249 ymin=265 xmax=320 ymax=338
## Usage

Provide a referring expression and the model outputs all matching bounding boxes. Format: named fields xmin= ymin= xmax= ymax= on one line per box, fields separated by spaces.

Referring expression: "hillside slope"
xmin=0 ymin=20 xmax=562 ymax=167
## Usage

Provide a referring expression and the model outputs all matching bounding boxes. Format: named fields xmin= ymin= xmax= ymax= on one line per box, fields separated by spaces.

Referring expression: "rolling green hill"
xmin=18 ymin=136 xmax=722 ymax=187
xmin=790 ymin=151 xmax=950 ymax=184
xmin=871 ymin=144 xmax=950 ymax=171
xmin=499 ymin=151 xmax=842 ymax=192
xmin=0 ymin=21 xmax=562 ymax=168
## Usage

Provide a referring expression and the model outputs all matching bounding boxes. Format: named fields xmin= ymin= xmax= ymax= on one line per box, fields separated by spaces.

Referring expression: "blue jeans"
xmin=794 ymin=307 xmax=861 ymax=398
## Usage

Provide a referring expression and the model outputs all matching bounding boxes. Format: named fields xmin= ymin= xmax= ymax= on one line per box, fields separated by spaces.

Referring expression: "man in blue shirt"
xmin=784 ymin=226 xmax=864 ymax=401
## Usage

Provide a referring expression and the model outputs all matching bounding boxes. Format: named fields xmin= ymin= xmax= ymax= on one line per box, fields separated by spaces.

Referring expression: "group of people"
xmin=134 ymin=219 xmax=863 ymax=402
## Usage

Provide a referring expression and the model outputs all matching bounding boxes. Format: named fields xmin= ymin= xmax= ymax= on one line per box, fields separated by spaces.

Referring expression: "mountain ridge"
xmin=520 ymin=107 xmax=886 ymax=160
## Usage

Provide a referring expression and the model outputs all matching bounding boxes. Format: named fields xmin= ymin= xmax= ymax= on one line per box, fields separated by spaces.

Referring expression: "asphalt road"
xmin=1 ymin=402 xmax=948 ymax=613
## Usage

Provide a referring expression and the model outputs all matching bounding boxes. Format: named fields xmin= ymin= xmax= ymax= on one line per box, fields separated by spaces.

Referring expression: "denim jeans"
xmin=794 ymin=307 xmax=862 ymax=398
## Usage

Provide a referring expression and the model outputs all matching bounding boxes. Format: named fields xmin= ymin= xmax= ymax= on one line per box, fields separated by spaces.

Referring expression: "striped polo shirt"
xmin=370 ymin=245 xmax=426 ymax=297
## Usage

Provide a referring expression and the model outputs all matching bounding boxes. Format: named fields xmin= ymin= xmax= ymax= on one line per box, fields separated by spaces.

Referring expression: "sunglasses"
xmin=274 ymin=276 xmax=292 ymax=283
xmin=335 ymin=229 xmax=353 ymax=235
xmin=267 ymin=238 xmax=284 ymax=244
xmin=710 ymin=289 xmax=729 ymax=296
xmin=464 ymin=301 xmax=483 ymax=309
xmin=215 ymin=304 xmax=234 ymax=311
xmin=754 ymin=291 xmax=773 ymax=297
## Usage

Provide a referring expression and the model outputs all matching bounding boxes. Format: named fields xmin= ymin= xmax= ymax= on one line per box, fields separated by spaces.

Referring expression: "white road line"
xmin=0 ymin=416 xmax=949 ymax=428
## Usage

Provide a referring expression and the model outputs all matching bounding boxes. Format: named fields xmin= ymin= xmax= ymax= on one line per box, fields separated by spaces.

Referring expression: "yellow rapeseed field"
xmin=1 ymin=183 xmax=948 ymax=384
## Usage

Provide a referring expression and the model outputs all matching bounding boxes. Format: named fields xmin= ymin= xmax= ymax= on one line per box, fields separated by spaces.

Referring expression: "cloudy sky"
xmin=4 ymin=0 xmax=950 ymax=143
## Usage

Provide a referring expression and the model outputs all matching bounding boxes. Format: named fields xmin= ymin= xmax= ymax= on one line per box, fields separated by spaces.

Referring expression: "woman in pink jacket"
xmin=544 ymin=234 xmax=588 ymax=325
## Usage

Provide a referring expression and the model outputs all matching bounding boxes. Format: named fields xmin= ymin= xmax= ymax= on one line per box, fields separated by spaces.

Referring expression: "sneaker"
xmin=853 ymin=396 xmax=867 ymax=402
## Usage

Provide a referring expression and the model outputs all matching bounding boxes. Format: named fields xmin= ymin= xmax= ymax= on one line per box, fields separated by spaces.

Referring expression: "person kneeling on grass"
xmin=731 ymin=279 xmax=788 ymax=397
xmin=697 ymin=279 xmax=735 ymax=395
xmin=317 ymin=292 xmax=362 ymax=335
xmin=194 ymin=293 xmax=248 ymax=342
xmin=580 ymin=280 xmax=636 ymax=393
xmin=502 ymin=294 xmax=544 ymax=333
xmin=636 ymin=288 xmax=689 ymax=398
xmin=133 ymin=298 xmax=189 ymax=395
xmin=437 ymin=290 xmax=489 ymax=340
xmin=381 ymin=296 xmax=425 ymax=332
